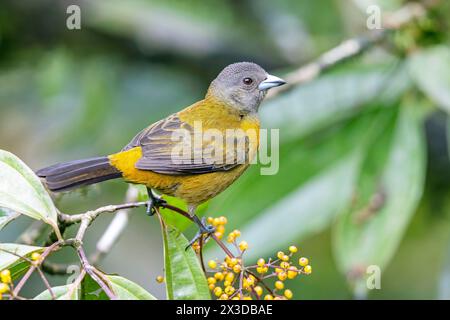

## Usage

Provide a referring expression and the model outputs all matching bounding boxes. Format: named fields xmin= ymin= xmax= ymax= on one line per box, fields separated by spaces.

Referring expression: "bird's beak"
xmin=258 ymin=74 xmax=286 ymax=91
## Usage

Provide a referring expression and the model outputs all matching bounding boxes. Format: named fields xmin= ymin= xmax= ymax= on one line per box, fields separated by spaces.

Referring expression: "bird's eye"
xmin=243 ymin=77 xmax=253 ymax=85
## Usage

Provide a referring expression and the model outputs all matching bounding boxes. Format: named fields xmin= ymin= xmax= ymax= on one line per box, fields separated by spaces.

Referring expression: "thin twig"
xmin=12 ymin=241 xmax=61 ymax=298
xmin=76 ymin=246 xmax=117 ymax=300
xmin=266 ymin=1 xmax=432 ymax=100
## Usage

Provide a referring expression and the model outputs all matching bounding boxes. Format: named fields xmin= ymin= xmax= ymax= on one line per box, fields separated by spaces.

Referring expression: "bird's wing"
xmin=123 ymin=114 xmax=248 ymax=175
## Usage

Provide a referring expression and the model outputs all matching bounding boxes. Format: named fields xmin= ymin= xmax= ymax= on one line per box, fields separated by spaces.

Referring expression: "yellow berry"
xmin=256 ymin=266 xmax=266 ymax=274
xmin=31 ymin=252 xmax=41 ymax=262
xmin=304 ymin=265 xmax=312 ymax=274
xmin=213 ymin=218 xmax=221 ymax=226
xmin=254 ymin=285 xmax=263 ymax=296
xmin=229 ymin=258 xmax=238 ymax=267
xmin=299 ymin=257 xmax=309 ymax=267
xmin=246 ymin=277 xmax=255 ymax=287
xmin=209 ymin=283 xmax=216 ymax=290
xmin=156 ymin=275 xmax=164 ymax=283
xmin=287 ymin=270 xmax=298 ymax=279
xmin=277 ymin=251 xmax=284 ymax=260
xmin=284 ymin=289 xmax=293 ymax=299
xmin=275 ymin=280 xmax=284 ymax=290
xmin=214 ymin=231 xmax=223 ymax=239
xmin=218 ymin=216 xmax=228 ymax=225
xmin=264 ymin=294 xmax=274 ymax=300
xmin=207 ymin=217 xmax=214 ymax=224
xmin=289 ymin=246 xmax=298 ymax=253
xmin=275 ymin=267 xmax=283 ymax=274
xmin=232 ymin=229 xmax=241 ymax=237
xmin=232 ymin=296 xmax=240 ymax=300
xmin=227 ymin=234 xmax=235 ymax=243
xmin=208 ymin=260 xmax=217 ymax=269
xmin=0 ymin=283 xmax=9 ymax=294
xmin=281 ymin=255 xmax=290 ymax=262
xmin=207 ymin=277 xmax=217 ymax=285
xmin=225 ymin=286 xmax=235 ymax=295
xmin=232 ymin=264 xmax=242 ymax=273
xmin=243 ymin=296 xmax=252 ymax=300
xmin=219 ymin=293 xmax=229 ymax=300
xmin=213 ymin=286 xmax=223 ymax=297
xmin=214 ymin=272 xmax=224 ymax=281
xmin=278 ymin=272 xmax=287 ymax=281
xmin=225 ymin=272 xmax=235 ymax=282
xmin=238 ymin=241 xmax=249 ymax=251
xmin=280 ymin=261 xmax=290 ymax=269
xmin=0 ymin=270 xmax=11 ymax=284
xmin=257 ymin=258 xmax=265 ymax=267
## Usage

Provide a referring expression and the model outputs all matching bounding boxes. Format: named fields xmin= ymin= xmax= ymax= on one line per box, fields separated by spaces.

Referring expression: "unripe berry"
xmin=299 ymin=257 xmax=309 ymax=267
xmin=304 ymin=265 xmax=312 ymax=274
xmin=0 ymin=269 xmax=12 ymax=284
xmin=278 ymin=271 xmax=287 ymax=281
xmin=287 ymin=270 xmax=298 ymax=279
xmin=225 ymin=286 xmax=235 ymax=295
xmin=289 ymin=245 xmax=298 ymax=253
xmin=232 ymin=229 xmax=241 ymax=237
xmin=257 ymin=258 xmax=265 ymax=267
xmin=209 ymin=283 xmax=216 ymax=290
xmin=280 ymin=261 xmax=290 ymax=269
xmin=219 ymin=293 xmax=229 ymax=300
xmin=156 ymin=275 xmax=164 ymax=283
xmin=284 ymin=289 xmax=293 ymax=299
xmin=238 ymin=241 xmax=248 ymax=251
xmin=277 ymin=251 xmax=284 ymax=260
xmin=227 ymin=234 xmax=235 ymax=243
xmin=254 ymin=286 xmax=263 ymax=296
xmin=213 ymin=286 xmax=223 ymax=297
xmin=225 ymin=272 xmax=234 ymax=283
xmin=207 ymin=277 xmax=217 ymax=285
xmin=218 ymin=216 xmax=227 ymax=225
xmin=214 ymin=272 xmax=224 ymax=281
xmin=208 ymin=260 xmax=217 ymax=269
xmin=264 ymin=294 xmax=274 ymax=300
xmin=0 ymin=283 xmax=9 ymax=294
xmin=31 ymin=252 xmax=41 ymax=262
xmin=207 ymin=217 xmax=214 ymax=224
xmin=275 ymin=280 xmax=284 ymax=290
xmin=232 ymin=264 xmax=242 ymax=273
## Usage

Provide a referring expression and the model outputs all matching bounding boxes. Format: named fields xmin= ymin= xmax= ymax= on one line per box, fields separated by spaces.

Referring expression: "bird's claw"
xmin=146 ymin=195 xmax=167 ymax=216
xmin=185 ymin=217 xmax=215 ymax=251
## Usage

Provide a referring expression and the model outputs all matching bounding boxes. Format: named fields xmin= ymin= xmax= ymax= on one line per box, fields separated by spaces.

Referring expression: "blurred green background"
xmin=1 ymin=0 xmax=450 ymax=299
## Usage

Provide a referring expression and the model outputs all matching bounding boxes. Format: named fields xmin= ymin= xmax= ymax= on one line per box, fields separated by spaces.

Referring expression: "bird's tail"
xmin=36 ymin=156 xmax=122 ymax=192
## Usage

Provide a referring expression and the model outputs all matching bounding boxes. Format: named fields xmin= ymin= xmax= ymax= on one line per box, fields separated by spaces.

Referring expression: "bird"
xmin=36 ymin=62 xmax=286 ymax=242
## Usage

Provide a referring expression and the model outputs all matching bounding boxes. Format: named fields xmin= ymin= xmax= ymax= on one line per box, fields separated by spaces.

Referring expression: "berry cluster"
xmin=203 ymin=216 xmax=312 ymax=300
xmin=0 ymin=252 xmax=42 ymax=300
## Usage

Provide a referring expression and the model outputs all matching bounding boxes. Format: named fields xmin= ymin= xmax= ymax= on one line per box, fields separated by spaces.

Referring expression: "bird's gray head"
xmin=207 ymin=62 xmax=286 ymax=114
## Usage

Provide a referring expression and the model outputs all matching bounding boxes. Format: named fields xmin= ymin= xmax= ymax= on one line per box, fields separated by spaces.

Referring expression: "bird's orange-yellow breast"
xmin=108 ymin=97 xmax=260 ymax=205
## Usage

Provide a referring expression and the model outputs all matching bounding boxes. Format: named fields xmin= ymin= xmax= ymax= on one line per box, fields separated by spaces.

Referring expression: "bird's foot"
xmin=146 ymin=194 xmax=167 ymax=216
xmin=186 ymin=217 xmax=215 ymax=251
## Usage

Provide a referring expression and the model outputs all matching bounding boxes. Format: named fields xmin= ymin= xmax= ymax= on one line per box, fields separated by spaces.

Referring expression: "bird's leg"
xmin=146 ymin=188 xmax=166 ymax=216
xmin=186 ymin=206 xmax=215 ymax=250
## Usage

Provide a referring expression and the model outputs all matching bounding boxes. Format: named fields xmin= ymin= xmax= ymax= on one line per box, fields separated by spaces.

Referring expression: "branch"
xmin=266 ymin=1 xmax=432 ymax=100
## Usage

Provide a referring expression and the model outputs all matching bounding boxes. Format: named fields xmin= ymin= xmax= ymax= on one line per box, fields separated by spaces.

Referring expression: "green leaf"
xmin=0 ymin=150 xmax=61 ymax=238
xmin=79 ymin=273 xmax=156 ymax=300
xmin=261 ymin=62 xmax=410 ymax=141
xmin=34 ymin=285 xmax=79 ymax=300
xmin=161 ymin=222 xmax=210 ymax=300
xmin=447 ymin=116 xmax=450 ymax=161
xmin=333 ymin=104 xmax=426 ymax=296
xmin=0 ymin=207 xmax=20 ymax=231
xmin=0 ymin=243 xmax=44 ymax=279
xmin=230 ymin=152 xmax=362 ymax=262
xmin=107 ymin=275 xmax=157 ymax=300
xmin=409 ymin=45 xmax=450 ymax=113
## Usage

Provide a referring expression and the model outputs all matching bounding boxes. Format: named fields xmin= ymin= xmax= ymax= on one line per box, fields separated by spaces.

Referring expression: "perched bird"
xmin=37 ymin=62 xmax=285 ymax=241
